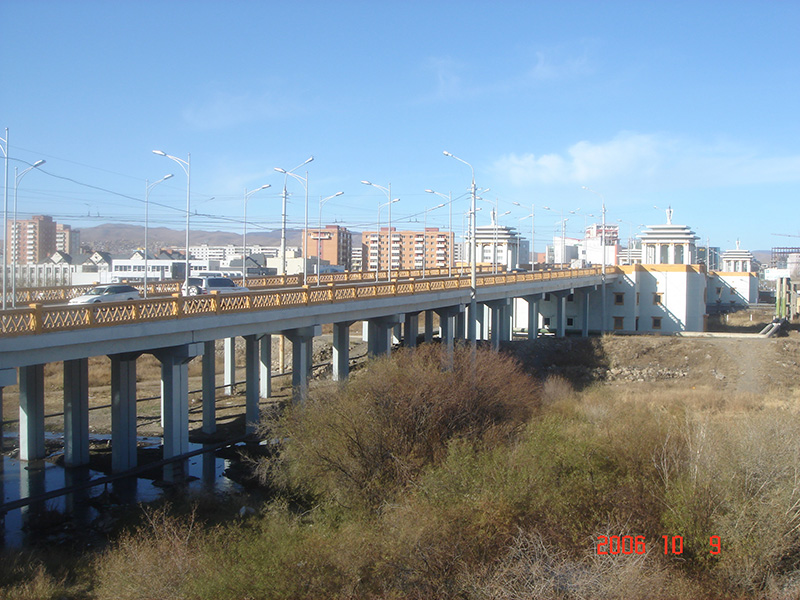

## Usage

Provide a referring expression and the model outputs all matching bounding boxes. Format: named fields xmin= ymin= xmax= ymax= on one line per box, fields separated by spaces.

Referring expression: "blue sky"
xmin=2 ymin=0 xmax=799 ymax=254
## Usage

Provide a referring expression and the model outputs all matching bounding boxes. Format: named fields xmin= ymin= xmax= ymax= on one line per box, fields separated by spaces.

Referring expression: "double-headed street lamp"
xmin=582 ymin=186 xmax=607 ymax=333
xmin=242 ymin=184 xmax=271 ymax=287
xmin=11 ymin=159 xmax=46 ymax=308
xmin=153 ymin=150 xmax=191 ymax=284
xmin=517 ymin=203 xmax=536 ymax=268
xmin=425 ymin=189 xmax=454 ymax=278
xmin=275 ymin=157 xmax=313 ymax=277
xmin=1 ymin=128 xmax=8 ymax=310
xmin=419 ymin=203 xmax=445 ymax=278
xmin=316 ymin=191 xmax=344 ymax=285
xmin=443 ymin=151 xmax=478 ymax=348
xmin=144 ymin=174 xmax=173 ymax=297
xmin=362 ymin=181 xmax=399 ymax=281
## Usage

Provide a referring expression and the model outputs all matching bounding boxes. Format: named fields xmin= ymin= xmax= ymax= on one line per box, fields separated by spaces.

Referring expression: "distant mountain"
xmin=78 ymin=223 xmax=303 ymax=254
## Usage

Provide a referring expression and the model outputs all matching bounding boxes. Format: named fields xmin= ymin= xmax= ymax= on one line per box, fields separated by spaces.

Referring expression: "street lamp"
xmin=242 ymin=184 xmax=271 ymax=287
xmin=275 ymin=156 xmax=313 ymax=277
xmin=1 ymin=128 xmax=8 ymax=310
xmin=316 ymin=191 xmax=344 ymax=285
xmin=11 ymin=159 xmax=46 ymax=308
xmin=443 ymin=150 xmax=478 ymax=347
xmin=144 ymin=174 xmax=173 ymax=297
xmin=518 ymin=203 xmax=535 ymax=268
xmin=362 ymin=181 xmax=399 ymax=281
xmin=582 ymin=186 xmax=607 ymax=333
xmin=153 ymin=150 xmax=191 ymax=284
xmin=425 ymin=189 xmax=454 ymax=278
xmin=419 ymin=203 xmax=445 ymax=278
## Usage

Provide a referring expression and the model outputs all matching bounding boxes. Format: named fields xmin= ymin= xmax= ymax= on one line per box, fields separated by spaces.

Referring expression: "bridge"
xmin=0 ymin=266 xmax=611 ymax=485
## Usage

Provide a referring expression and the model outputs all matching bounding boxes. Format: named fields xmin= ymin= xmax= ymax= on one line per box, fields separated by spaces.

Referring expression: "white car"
xmin=181 ymin=277 xmax=248 ymax=296
xmin=68 ymin=284 xmax=141 ymax=305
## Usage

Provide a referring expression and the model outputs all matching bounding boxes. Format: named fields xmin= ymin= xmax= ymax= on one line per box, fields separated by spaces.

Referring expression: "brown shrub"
xmin=273 ymin=345 xmax=540 ymax=509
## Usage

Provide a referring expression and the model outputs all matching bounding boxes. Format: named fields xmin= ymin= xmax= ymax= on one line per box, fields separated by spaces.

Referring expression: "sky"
xmin=2 ymin=0 xmax=799 ymax=254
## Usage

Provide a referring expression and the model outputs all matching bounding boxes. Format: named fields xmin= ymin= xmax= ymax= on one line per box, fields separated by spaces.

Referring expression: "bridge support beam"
xmin=367 ymin=315 xmax=402 ymax=358
xmin=19 ymin=364 xmax=45 ymax=461
xmin=455 ymin=310 xmax=466 ymax=340
xmin=0 ymin=368 xmax=17 ymax=452
xmin=333 ymin=322 xmax=354 ymax=381
xmin=223 ymin=337 xmax=236 ymax=395
xmin=243 ymin=335 xmax=261 ymax=434
xmin=404 ymin=312 xmax=419 ymax=347
xmin=64 ymin=358 xmax=90 ymax=467
xmin=202 ymin=340 xmax=216 ymax=434
xmin=285 ymin=326 xmax=317 ymax=404
xmin=486 ymin=299 xmax=512 ymax=350
xmin=582 ymin=290 xmax=591 ymax=337
xmin=260 ymin=334 xmax=272 ymax=398
xmin=110 ymin=352 xmax=140 ymax=472
xmin=436 ymin=305 xmax=463 ymax=366
xmin=555 ymin=292 xmax=569 ymax=338
xmin=154 ymin=343 xmax=203 ymax=481
xmin=424 ymin=310 xmax=435 ymax=343
xmin=524 ymin=294 xmax=541 ymax=340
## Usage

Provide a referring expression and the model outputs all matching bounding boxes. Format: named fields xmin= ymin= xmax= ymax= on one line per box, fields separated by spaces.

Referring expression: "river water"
xmin=1 ymin=433 xmax=245 ymax=548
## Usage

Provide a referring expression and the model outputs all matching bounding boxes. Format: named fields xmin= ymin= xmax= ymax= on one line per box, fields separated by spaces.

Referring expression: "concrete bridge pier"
xmin=110 ymin=352 xmax=140 ymax=472
xmin=486 ymin=299 xmax=512 ymax=350
xmin=424 ymin=310 xmax=434 ymax=343
xmin=474 ymin=303 xmax=489 ymax=341
xmin=19 ymin=364 xmax=45 ymax=461
xmin=153 ymin=343 xmax=203 ymax=482
xmin=554 ymin=291 xmax=571 ymax=337
xmin=436 ymin=305 xmax=463 ymax=367
xmin=403 ymin=312 xmax=419 ymax=348
xmin=243 ymin=335 xmax=261 ymax=434
xmin=63 ymin=358 xmax=90 ymax=467
xmin=582 ymin=289 xmax=592 ymax=337
xmin=333 ymin=322 xmax=354 ymax=381
xmin=455 ymin=309 xmax=466 ymax=340
xmin=259 ymin=334 xmax=273 ymax=398
xmin=285 ymin=326 xmax=317 ymax=404
xmin=202 ymin=340 xmax=216 ymax=434
xmin=0 ymin=368 xmax=17 ymax=451
xmin=523 ymin=294 xmax=541 ymax=340
xmin=367 ymin=315 xmax=402 ymax=358
xmin=223 ymin=337 xmax=236 ymax=395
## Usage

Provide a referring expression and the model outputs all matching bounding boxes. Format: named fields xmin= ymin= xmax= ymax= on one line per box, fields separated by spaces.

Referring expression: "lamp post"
xmin=242 ymin=184 xmax=271 ymax=287
xmin=316 ymin=191 xmax=344 ymax=285
xmin=153 ymin=150 xmax=191 ymax=284
xmin=372 ymin=196 xmax=399 ymax=281
xmin=419 ymin=202 xmax=445 ymax=278
xmin=362 ymin=181 xmax=399 ymax=281
xmin=425 ymin=189 xmax=453 ymax=277
xmin=443 ymin=151 xmax=478 ymax=347
xmin=1 ymin=128 xmax=8 ymax=310
xmin=275 ymin=157 xmax=313 ymax=277
xmin=144 ymin=174 xmax=173 ymax=298
xmin=582 ymin=186 xmax=607 ymax=333
xmin=518 ymin=203 xmax=535 ymax=268
xmin=11 ymin=159 xmax=46 ymax=308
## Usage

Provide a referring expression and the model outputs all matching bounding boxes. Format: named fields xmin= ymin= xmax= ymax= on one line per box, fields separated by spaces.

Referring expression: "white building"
xmin=470 ymin=212 xmax=524 ymax=270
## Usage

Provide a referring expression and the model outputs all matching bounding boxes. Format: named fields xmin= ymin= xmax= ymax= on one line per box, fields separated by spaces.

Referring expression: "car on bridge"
xmin=181 ymin=276 xmax=248 ymax=296
xmin=68 ymin=284 xmax=141 ymax=305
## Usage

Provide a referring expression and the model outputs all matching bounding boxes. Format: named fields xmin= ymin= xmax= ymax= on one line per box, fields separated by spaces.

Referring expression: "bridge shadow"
xmin=502 ymin=336 xmax=611 ymax=391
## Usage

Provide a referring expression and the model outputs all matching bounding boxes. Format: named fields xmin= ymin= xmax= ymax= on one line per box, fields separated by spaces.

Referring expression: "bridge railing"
xmin=0 ymin=267 xmax=602 ymax=338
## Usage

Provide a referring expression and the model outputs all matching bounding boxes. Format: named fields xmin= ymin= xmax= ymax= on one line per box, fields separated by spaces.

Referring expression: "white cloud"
xmin=182 ymin=91 xmax=282 ymax=131
xmin=492 ymin=132 xmax=800 ymax=190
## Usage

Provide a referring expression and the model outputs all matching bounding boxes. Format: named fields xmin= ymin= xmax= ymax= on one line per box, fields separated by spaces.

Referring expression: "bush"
xmin=273 ymin=345 xmax=540 ymax=510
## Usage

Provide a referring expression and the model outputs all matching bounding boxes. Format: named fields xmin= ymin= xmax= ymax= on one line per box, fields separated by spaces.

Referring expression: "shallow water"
xmin=1 ymin=434 xmax=243 ymax=548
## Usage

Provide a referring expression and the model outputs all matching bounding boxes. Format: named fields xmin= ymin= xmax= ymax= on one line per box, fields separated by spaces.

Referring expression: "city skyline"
xmin=3 ymin=1 xmax=798 ymax=254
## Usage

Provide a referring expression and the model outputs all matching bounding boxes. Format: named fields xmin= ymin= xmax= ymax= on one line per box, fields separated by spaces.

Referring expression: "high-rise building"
xmin=6 ymin=215 xmax=57 ymax=264
xmin=55 ymin=223 xmax=81 ymax=255
xmin=361 ymin=227 xmax=454 ymax=273
xmin=303 ymin=225 xmax=353 ymax=270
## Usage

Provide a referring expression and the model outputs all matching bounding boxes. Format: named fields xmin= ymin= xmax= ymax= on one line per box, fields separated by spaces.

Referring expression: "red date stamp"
xmin=596 ymin=535 xmax=721 ymax=555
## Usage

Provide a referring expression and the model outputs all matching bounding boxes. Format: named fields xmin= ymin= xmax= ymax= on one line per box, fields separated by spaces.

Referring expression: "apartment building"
xmin=303 ymin=225 xmax=353 ymax=270
xmin=6 ymin=215 xmax=57 ymax=265
xmin=362 ymin=227 xmax=454 ymax=273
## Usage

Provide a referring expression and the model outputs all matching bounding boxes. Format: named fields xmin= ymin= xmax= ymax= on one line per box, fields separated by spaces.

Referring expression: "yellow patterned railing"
xmin=0 ymin=267 xmax=603 ymax=338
